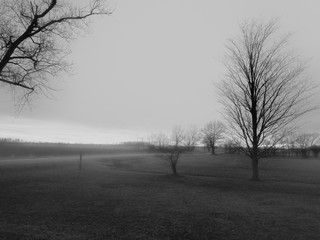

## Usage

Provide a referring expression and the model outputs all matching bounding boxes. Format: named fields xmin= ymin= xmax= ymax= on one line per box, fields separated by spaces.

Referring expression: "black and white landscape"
xmin=0 ymin=0 xmax=319 ymax=239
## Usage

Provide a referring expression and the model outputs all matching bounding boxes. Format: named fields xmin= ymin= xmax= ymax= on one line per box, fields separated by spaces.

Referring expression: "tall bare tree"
xmin=0 ymin=0 xmax=111 ymax=103
xmin=201 ymin=121 xmax=225 ymax=155
xmin=219 ymin=20 xmax=314 ymax=180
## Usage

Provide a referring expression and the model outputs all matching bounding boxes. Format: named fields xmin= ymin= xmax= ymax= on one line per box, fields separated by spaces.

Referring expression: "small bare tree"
xmin=183 ymin=125 xmax=201 ymax=151
xmin=0 ymin=0 xmax=111 ymax=103
xmin=219 ymin=20 xmax=315 ymax=180
xmin=201 ymin=121 xmax=225 ymax=155
xmin=149 ymin=126 xmax=187 ymax=176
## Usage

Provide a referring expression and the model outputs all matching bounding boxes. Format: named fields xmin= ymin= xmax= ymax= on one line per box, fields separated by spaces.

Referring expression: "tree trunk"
xmin=251 ymin=155 xmax=259 ymax=181
xmin=170 ymin=161 xmax=177 ymax=175
xmin=211 ymin=143 xmax=215 ymax=155
xmin=249 ymin=77 xmax=260 ymax=181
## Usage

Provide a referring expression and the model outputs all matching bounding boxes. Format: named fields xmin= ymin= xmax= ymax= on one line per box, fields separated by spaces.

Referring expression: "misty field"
xmin=0 ymin=152 xmax=320 ymax=240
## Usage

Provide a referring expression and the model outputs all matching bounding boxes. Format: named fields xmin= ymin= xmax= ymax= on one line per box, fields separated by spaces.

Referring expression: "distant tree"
xmin=201 ymin=121 xmax=225 ymax=155
xmin=280 ymin=133 xmax=299 ymax=156
xmin=310 ymin=145 xmax=320 ymax=158
xmin=295 ymin=133 xmax=319 ymax=157
xmin=0 ymin=0 xmax=111 ymax=103
xmin=171 ymin=126 xmax=185 ymax=147
xmin=223 ymin=139 xmax=241 ymax=154
xmin=183 ymin=125 xmax=201 ymax=151
xmin=149 ymin=126 xmax=187 ymax=175
xmin=147 ymin=132 xmax=168 ymax=151
xmin=219 ymin=20 xmax=315 ymax=180
xmin=0 ymin=138 xmax=23 ymax=143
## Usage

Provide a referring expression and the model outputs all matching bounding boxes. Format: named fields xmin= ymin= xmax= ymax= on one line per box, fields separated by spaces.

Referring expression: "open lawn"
xmin=0 ymin=152 xmax=320 ymax=239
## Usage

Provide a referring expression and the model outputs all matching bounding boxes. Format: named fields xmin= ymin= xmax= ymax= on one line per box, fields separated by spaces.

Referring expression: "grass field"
xmin=0 ymin=152 xmax=320 ymax=239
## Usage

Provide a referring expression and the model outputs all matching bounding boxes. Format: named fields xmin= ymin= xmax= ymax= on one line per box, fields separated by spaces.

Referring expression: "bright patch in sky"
xmin=0 ymin=116 xmax=143 ymax=144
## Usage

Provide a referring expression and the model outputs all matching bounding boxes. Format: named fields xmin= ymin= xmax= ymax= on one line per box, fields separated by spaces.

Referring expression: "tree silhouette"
xmin=0 ymin=0 xmax=111 ymax=104
xmin=219 ymin=20 xmax=314 ymax=180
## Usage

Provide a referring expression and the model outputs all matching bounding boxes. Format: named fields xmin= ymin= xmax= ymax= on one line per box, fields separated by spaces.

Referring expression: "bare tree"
xmin=171 ymin=126 xmax=184 ymax=147
xmin=149 ymin=126 xmax=187 ymax=176
xmin=147 ymin=132 xmax=169 ymax=149
xmin=219 ymin=20 xmax=315 ymax=180
xmin=223 ymin=138 xmax=242 ymax=154
xmin=310 ymin=145 xmax=320 ymax=158
xmin=280 ymin=133 xmax=299 ymax=157
xmin=183 ymin=125 xmax=201 ymax=151
xmin=295 ymin=133 xmax=319 ymax=157
xmin=0 ymin=0 xmax=111 ymax=103
xmin=201 ymin=121 xmax=225 ymax=155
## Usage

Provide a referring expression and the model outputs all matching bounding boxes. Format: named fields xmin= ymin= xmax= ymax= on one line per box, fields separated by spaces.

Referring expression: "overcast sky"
xmin=0 ymin=0 xmax=319 ymax=144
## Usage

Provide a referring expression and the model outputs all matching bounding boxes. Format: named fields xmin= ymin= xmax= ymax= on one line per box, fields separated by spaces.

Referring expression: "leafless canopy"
xmin=280 ymin=132 xmax=319 ymax=157
xmin=148 ymin=126 xmax=188 ymax=175
xmin=295 ymin=133 xmax=319 ymax=156
xmin=201 ymin=121 xmax=225 ymax=154
xmin=0 ymin=0 xmax=111 ymax=102
xmin=219 ymin=20 xmax=315 ymax=180
xmin=183 ymin=125 xmax=201 ymax=151
xmin=220 ymin=20 xmax=314 ymax=157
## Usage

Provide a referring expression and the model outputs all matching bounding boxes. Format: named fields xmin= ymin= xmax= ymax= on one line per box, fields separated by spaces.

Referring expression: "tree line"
xmin=146 ymin=123 xmax=319 ymax=176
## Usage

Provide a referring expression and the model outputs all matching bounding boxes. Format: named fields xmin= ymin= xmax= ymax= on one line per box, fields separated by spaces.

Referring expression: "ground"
xmin=0 ymin=152 xmax=319 ymax=239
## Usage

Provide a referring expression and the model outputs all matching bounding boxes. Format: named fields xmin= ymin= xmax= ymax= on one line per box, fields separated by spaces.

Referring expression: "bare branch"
xmin=201 ymin=121 xmax=226 ymax=155
xmin=219 ymin=19 xmax=316 ymax=180
xmin=0 ymin=0 xmax=112 ymax=103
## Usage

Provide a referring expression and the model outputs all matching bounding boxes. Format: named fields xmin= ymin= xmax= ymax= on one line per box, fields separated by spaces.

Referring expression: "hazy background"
xmin=0 ymin=0 xmax=319 ymax=144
